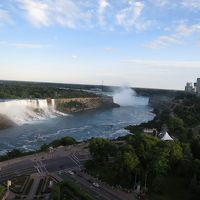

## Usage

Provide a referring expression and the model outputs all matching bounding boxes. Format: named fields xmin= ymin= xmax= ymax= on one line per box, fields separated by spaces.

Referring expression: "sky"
xmin=0 ymin=0 xmax=200 ymax=90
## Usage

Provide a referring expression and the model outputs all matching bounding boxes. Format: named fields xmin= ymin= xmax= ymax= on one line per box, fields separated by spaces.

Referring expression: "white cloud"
xmin=18 ymin=0 xmax=49 ymax=26
xmin=104 ymin=47 xmax=113 ymax=52
xmin=182 ymin=0 xmax=200 ymax=9
xmin=122 ymin=59 xmax=200 ymax=69
xmin=152 ymin=0 xmax=169 ymax=6
xmin=145 ymin=35 xmax=180 ymax=48
xmin=150 ymin=0 xmax=178 ymax=8
xmin=116 ymin=1 xmax=148 ymax=30
xmin=176 ymin=23 xmax=194 ymax=36
xmin=150 ymin=0 xmax=200 ymax=9
xmin=98 ymin=0 xmax=109 ymax=27
xmin=149 ymin=0 xmax=200 ymax=9
xmin=0 ymin=8 xmax=12 ymax=25
xmin=0 ymin=41 xmax=50 ymax=49
xmin=10 ymin=43 xmax=50 ymax=49
xmin=17 ymin=0 xmax=92 ymax=28
xmin=146 ymin=22 xmax=200 ymax=48
xmin=71 ymin=55 xmax=78 ymax=59
xmin=1 ymin=0 xmax=198 ymax=32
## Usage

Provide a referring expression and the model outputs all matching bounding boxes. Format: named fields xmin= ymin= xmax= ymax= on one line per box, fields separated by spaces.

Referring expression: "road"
xmin=59 ymin=171 xmax=132 ymax=200
xmin=0 ymin=145 xmax=84 ymax=183
xmin=0 ymin=144 xmax=135 ymax=200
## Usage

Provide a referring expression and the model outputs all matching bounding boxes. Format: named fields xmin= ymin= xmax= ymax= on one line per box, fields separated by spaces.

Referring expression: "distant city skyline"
xmin=0 ymin=0 xmax=200 ymax=90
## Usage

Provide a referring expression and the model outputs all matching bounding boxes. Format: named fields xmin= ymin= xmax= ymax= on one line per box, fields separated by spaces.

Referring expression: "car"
xmin=68 ymin=170 xmax=74 ymax=175
xmin=58 ymin=171 xmax=62 ymax=175
xmin=93 ymin=182 xmax=100 ymax=188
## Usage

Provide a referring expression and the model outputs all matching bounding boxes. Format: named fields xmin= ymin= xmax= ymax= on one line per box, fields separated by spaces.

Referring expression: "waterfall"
xmin=0 ymin=99 xmax=63 ymax=125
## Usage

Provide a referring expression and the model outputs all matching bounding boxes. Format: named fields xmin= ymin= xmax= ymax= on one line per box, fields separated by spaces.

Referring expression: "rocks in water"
xmin=0 ymin=114 xmax=16 ymax=130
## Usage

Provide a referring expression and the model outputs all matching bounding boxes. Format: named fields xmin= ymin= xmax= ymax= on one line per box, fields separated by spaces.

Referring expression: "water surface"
xmin=0 ymin=105 xmax=154 ymax=154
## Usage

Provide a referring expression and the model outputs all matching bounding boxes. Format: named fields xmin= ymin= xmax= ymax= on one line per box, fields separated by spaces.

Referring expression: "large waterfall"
xmin=0 ymin=99 xmax=65 ymax=125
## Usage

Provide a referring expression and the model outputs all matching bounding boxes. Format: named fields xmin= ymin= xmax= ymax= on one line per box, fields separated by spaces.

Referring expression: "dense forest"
xmin=0 ymin=81 xmax=97 ymax=99
xmin=86 ymin=93 xmax=200 ymax=200
xmin=0 ymin=80 xmax=182 ymax=99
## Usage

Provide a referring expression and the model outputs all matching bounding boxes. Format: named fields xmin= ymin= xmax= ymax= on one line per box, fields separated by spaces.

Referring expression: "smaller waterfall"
xmin=0 ymin=99 xmax=65 ymax=125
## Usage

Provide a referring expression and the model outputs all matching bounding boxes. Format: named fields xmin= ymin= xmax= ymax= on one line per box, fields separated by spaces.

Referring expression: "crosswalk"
xmin=69 ymin=152 xmax=81 ymax=168
xmin=34 ymin=159 xmax=48 ymax=174
xmin=0 ymin=151 xmax=83 ymax=183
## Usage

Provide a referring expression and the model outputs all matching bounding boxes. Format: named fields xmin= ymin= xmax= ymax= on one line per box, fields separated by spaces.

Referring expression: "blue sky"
xmin=0 ymin=0 xmax=200 ymax=90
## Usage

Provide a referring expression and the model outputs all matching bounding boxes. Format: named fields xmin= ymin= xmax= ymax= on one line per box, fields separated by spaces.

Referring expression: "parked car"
xmin=93 ymin=182 xmax=100 ymax=188
xmin=68 ymin=170 xmax=74 ymax=175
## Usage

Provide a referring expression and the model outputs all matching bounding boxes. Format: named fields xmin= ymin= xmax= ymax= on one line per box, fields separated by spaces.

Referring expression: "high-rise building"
xmin=185 ymin=82 xmax=194 ymax=93
xmin=196 ymin=78 xmax=200 ymax=95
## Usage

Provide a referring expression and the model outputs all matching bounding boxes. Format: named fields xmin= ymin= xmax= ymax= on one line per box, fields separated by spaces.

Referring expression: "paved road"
xmin=59 ymin=172 xmax=109 ymax=200
xmin=0 ymin=154 xmax=80 ymax=183
xmin=58 ymin=170 xmax=135 ymax=200
xmin=0 ymin=145 xmax=135 ymax=200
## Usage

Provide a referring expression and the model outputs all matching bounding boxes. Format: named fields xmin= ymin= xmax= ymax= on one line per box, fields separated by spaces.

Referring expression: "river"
xmin=0 ymin=90 xmax=155 ymax=155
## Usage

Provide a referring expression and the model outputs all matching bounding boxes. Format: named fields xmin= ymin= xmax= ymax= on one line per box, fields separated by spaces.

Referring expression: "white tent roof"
xmin=160 ymin=132 xmax=173 ymax=141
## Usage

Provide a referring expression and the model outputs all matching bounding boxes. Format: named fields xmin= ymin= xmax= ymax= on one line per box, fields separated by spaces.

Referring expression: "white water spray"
xmin=111 ymin=87 xmax=149 ymax=106
xmin=0 ymin=99 xmax=65 ymax=125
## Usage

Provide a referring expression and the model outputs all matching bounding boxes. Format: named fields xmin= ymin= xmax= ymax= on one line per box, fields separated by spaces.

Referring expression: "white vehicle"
xmin=68 ymin=170 xmax=74 ymax=175
xmin=93 ymin=182 xmax=100 ymax=188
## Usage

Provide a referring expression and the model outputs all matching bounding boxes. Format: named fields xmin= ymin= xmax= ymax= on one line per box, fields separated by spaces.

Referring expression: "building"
xmin=196 ymin=78 xmax=200 ymax=95
xmin=143 ymin=128 xmax=158 ymax=136
xmin=185 ymin=82 xmax=194 ymax=93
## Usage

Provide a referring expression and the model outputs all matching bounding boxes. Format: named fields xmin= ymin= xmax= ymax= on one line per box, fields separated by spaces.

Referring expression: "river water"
xmin=0 ymin=91 xmax=155 ymax=155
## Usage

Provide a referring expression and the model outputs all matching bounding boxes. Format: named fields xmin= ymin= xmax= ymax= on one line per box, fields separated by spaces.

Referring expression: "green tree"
xmin=89 ymin=138 xmax=113 ymax=163
xmin=114 ymin=150 xmax=139 ymax=174
xmin=191 ymin=136 xmax=200 ymax=159
xmin=112 ymin=149 xmax=139 ymax=186
xmin=166 ymin=141 xmax=183 ymax=166
xmin=40 ymin=143 xmax=49 ymax=152
xmin=51 ymin=185 xmax=60 ymax=200
xmin=61 ymin=136 xmax=76 ymax=146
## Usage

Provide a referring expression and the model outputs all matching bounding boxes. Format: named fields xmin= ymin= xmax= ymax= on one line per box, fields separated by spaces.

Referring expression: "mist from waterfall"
xmin=0 ymin=99 xmax=65 ymax=125
xmin=111 ymin=87 xmax=149 ymax=106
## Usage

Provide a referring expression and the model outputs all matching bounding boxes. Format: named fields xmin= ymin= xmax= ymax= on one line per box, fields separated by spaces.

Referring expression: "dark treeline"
xmin=0 ymin=81 xmax=97 ymax=99
xmin=0 ymin=80 xmax=183 ymax=99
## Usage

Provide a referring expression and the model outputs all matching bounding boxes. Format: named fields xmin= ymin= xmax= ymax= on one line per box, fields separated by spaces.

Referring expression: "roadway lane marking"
xmin=68 ymin=155 xmax=80 ymax=169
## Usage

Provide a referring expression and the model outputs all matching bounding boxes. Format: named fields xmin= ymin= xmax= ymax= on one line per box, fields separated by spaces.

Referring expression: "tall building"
xmin=197 ymin=78 xmax=200 ymax=95
xmin=185 ymin=82 xmax=194 ymax=93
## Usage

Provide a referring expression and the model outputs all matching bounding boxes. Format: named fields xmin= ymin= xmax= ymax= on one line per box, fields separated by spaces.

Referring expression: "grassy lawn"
xmin=149 ymin=176 xmax=191 ymax=200
xmin=36 ymin=176 xmax=59 ymax=195
xmin=4 ymin=175 xmax=29 ymax=194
